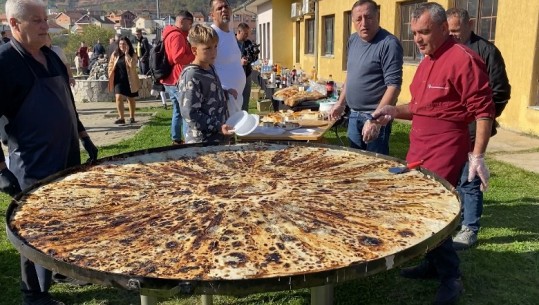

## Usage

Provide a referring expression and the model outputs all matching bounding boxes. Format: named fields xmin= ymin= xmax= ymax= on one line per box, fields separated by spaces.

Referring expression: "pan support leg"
xmin=310 ymin=284 xmax=334 ymax=305
xmin=201 ymin=295 xmax=214 ymax=305
xmin=140 ymin=294 xmax=158 ymax=305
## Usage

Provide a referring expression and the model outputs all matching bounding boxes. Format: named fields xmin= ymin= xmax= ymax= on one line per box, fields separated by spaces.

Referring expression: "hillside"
xmin=0 ymin=0 xmax=246 ymax=16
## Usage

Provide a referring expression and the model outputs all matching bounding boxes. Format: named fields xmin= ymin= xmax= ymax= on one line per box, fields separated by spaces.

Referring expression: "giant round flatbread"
xmin=10 ymin=143 xmax=459 ymax=281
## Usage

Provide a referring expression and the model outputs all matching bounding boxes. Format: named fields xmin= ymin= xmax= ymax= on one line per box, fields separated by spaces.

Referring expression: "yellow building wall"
xmin=272 ymin=0 xmax=295 ymax=68
xmin=494 ymin=0 xmax=539 ymax=135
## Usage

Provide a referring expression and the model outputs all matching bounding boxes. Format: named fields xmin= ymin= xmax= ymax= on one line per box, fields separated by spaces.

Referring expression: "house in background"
xmin=47 ymin=19 xmax=66 ymax=34
xmin=239 ymin=0 xmax=539 ymax=136
xmin=107 ymin=10 xmax=137 ymax=28
xmin=73 ymin=13 xmax=115 ymax=33
xmin=55 ymin=11 xmax=84 ymax=30
xmin=134 ymin=16 xmax=157 ymax=34
xmin=192 ymin=12 xmax=206 ymax=24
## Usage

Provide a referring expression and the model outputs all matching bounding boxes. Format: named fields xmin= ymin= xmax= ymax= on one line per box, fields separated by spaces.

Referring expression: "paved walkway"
xmin=76 ymin=99 xmax=165 ymax=147
xmin=487 ymin=128 xmax=539 ymax=173
xmin=77 ymin=100 xmax=539 ymax=174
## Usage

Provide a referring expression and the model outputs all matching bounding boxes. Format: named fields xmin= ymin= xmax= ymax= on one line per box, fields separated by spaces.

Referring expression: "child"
xmin=74 ymin=51 xmax=82 ymax=75
xmin=178 ymin=24 xmax=234 ymax=144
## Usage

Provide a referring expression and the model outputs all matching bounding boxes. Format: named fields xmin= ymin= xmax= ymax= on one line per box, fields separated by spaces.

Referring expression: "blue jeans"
xmin=457 ymin=161 xmax=483 ymax=233
xmin=347 ymin=111 xmax=392 ymax=155
xmin=165 ymin=85 xmax=183 ymax=142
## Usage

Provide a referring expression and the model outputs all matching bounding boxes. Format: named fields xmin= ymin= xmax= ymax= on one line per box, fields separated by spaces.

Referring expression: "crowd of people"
xmin=0 ymin=0 xmax=511 ymax=304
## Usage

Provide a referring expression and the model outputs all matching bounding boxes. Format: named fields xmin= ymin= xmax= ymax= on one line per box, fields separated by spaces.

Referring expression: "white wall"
xmin=257 ymin=2 xmax=272 ymax=62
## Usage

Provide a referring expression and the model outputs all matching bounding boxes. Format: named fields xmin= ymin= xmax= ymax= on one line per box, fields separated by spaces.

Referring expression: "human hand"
xmin=362 ymin=120 xmax=381 ymax=143
xmin=468 ymin=153 xmax=489 ymax=192
xmin=69 ymin=77 xmax=76 ymax=87
xmin=241 ymin=57 xmax=249 ymax=66
xmin=221 ymin=124 xmax=235 ymax=136
xmin=328 ymin=103 xmax=346 ymax=121
xmin=228 ymin=89 xmax=238 ymax=100
xmin=372 ymin=105 xmax=397 ymax=126
xmin=0 ymin=167 xmax=22 ymax=197
xmin=81 ymin=136 xmax=98 ymax=163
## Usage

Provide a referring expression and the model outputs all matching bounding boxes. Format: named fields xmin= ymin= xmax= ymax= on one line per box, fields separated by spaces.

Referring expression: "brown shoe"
xmin=114 ymin=118 xmax=125 ymax=124
xmin=172 ymin=140 xmax=183 ymax=145
xmin=129 ymin=118 xmax=136 ymax=124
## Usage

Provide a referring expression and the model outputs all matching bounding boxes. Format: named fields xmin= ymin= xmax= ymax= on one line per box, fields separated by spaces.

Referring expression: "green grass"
xmin=1 ymin=104 xmax=538 ymax=305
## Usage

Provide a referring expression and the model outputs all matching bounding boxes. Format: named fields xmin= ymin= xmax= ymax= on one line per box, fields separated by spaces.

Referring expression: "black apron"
xmin=7 ymin=42 xmax=80 ymax=190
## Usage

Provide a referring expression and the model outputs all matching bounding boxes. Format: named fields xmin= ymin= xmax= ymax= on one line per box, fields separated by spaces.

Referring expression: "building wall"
xmin=55 ymin=14 xmax=72 ymax=30
xmin=494 ymin=0 xmax=539 ymax=134
xmin=271 ymin=0 xmax=294 ymax=67
xmin=284 ymin=0 xmax=539 ymax=135
xmin=257 ymin=2 xmax=273 ymax=61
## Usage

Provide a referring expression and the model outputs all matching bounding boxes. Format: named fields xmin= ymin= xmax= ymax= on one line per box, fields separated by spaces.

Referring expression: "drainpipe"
xmin=313 ymin=0 xmax=319 ymax=77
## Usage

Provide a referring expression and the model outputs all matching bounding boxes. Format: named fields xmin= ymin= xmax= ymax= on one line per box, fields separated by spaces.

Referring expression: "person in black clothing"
xmin=446 ymin=7 xmax=511 ymax=250
xmin=107 ymin=36 xmax=141 ymax=124
xmin=93 ymin=39 xmax=106 ymax=56
xmin=236 ymin=22 xmax=258 ymax=111
xmin=134 ymin=28 xmax=151 ymax=75
xmin=1 ymin=30 xmax=10 ymax=43
xmin=0 ymin=0 xmax=98 ymax=304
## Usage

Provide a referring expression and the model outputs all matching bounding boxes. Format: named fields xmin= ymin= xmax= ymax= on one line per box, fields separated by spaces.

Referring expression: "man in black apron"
xmin=0 ymin=0 xmax=98 ymax=304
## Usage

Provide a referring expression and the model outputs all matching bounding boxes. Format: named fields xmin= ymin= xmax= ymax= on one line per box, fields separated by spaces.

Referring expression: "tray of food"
xmin=273 ymin=87 xmax=325 ymax=107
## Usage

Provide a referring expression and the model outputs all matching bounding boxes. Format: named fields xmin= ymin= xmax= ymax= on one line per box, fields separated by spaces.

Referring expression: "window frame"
xmin=399 ymin=0 xmax=426 ymax=63
xmin=342 ymin=10 xmax=352 ymax=71
xmin=322 ymin=14 xmax=335 ymax=56
xmin=453 ymin=0 xmax=498 ymax=43
xmin=305 ymin=18 xmax=315 ymax=55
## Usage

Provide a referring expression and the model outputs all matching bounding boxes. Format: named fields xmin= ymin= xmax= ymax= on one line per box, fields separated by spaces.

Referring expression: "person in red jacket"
xmin=161 ymin=10 xmax=195 ymax=145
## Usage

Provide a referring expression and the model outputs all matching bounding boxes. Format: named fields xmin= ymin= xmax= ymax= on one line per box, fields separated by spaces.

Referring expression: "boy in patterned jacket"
xmin=178 ymin=24 xmax=235 ymax=144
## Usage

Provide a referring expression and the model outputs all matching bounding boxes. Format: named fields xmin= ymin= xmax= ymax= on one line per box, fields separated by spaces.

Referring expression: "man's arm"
xmin=485 ymin=46 xmax=511 ymax=117
xmin=472 ymin=119 xmax=492 ymax=157
xmin=328 ymin=81 xmax=346 ymax=120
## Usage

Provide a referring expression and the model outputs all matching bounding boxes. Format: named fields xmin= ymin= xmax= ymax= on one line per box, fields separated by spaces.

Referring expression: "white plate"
xmin=235 ymin=114 xmax=260 ymax=136
xmin=289 ymin=128 xmax=316 ymax=135
xmin=254 ymin=126 xmax=286 ymax=135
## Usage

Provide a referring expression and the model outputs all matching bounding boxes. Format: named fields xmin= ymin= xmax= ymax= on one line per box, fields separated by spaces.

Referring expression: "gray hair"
xmin=6 ymin=0 xmax=46 ymax=20
xmin=446 ymin=7 xmax=470 ymax=24
xmin=352 ymin=0 xmax=379 ymax=14
xmin=412 ymin=2 xmax=447 ymax=25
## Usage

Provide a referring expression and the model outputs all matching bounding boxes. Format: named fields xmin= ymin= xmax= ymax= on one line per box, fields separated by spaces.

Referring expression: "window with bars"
xmin=322 ymin=15 xmax=335 ymax=55
xmin=399 ymin=1 xmax=426 ymax=62
xmin=453 ymin=0 xmax=498 ymax=42
xmin=305 ymin=18 xmax=315 ymax=54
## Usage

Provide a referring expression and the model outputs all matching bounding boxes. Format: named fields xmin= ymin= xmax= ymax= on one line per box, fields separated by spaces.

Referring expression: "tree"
xmin=64 ymin=25 xmax=115 ymax=63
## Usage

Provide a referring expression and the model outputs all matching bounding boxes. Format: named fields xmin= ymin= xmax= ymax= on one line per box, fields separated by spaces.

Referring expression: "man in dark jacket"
xmin=446 ymin=7 xmax=511 ymax=250
xmin=134 ymin=28 xmax=151 ymax=75
xmin=1 ymin=0 xmax=98 ymax=303
xmin=236 ymin=22 xmax=257 ymax=111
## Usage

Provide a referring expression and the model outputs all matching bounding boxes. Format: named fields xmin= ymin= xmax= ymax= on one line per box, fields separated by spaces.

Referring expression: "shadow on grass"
xmin=482 ymin=200 xmax=539 ymax=239
xmin=0 ymin=248 xmax=22 ymax=305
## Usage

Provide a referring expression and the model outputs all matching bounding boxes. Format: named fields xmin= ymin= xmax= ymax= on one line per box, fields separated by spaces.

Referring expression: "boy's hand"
xmin=227 ymin=89 xmax=238 ymax=100
xmin=221 ymin=124 xmax=235 ymax=136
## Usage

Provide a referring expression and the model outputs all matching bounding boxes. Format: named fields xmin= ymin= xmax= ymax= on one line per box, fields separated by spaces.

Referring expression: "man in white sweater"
xmin=210 ymin=0 xmax=246 ymax=115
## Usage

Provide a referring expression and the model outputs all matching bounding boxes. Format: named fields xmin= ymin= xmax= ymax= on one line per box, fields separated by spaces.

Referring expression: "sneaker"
xmin=163 ymin=104 xmax=168 ymax=110
xmin=453 ymin=226 xmax=478 ymax=250
xmin=433 ymin=278 xmax=464 ymax=305
xmin=129 ymin=118 xmax=136 ymax=124
xmin=171 ymin=140 xmax=184 ymax=145
xmin=114 ymin=118 xmax=125 ymax=124
xmin=400 ymin=260 xmax=438 ymax=280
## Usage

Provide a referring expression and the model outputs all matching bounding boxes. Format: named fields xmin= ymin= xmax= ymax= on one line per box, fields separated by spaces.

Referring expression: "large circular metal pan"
xmin=6 ymin=142 xmax=460 ymax=295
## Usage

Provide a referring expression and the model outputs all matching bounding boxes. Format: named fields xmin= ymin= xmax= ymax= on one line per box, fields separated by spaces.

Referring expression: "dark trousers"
xmin=139 ymin=60 xmax=149 ymax=75
xmin=20 ymin=255 xmax=52 ymax=302
xmin=425 ymin=238 xmax=461 ymax=281
xmin=242 ymin=73 xmax=253 ymax=112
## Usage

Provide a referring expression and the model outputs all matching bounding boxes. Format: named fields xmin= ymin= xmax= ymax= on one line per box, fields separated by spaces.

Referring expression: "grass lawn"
xmin=1 ymin=105 xmax=538 ymax=305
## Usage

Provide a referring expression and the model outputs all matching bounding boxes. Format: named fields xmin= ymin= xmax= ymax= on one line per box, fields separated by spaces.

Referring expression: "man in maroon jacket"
xmin=161 ymin=10 xmax=195 ymax=144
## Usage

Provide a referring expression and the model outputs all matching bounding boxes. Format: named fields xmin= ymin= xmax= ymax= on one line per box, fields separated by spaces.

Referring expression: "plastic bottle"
xmin=326 ymin=75 xmax=334 ymax=98
xmin=310 ymin=66 xmax=317 ymax=81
